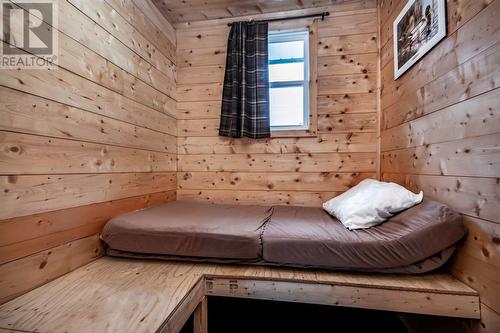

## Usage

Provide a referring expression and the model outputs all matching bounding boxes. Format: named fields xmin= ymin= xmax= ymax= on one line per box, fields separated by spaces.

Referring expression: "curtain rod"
xmin=227 ymin=12 xmax=330 ymax=27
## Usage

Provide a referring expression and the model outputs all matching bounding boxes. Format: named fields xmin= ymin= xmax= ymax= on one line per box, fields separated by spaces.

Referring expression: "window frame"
xmin=268 ymin=29 xmax=310 ymax=132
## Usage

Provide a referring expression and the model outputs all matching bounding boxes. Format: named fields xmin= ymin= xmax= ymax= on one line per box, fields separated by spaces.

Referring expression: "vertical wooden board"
xmin=308 ymin=20 xmax=319 ymax=137
xmin=0 ymin=234 xmax=103 ymax=304
xmin=193 ymin=297 xmax=208 ymax=333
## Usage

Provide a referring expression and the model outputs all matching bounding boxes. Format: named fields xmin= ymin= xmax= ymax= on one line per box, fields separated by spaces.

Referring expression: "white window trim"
xmin=268 ymin=29 xmax=310 ymax=131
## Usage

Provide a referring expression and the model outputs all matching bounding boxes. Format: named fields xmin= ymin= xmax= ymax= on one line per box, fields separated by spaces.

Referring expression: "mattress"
xmin=105 ymin=245 xmax=457 ymax=274
xmin=262 ymin=199 xmax=467 ymax=270
xmin=101 ymin=199 xmax=467 ymax=273
xmin=101 ymin=201 xmax=273 ymax=260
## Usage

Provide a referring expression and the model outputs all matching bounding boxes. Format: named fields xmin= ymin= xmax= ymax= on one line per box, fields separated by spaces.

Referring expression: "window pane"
xmin=269 ymin=40 xmax=304 ymax=61
xmin=269 ymin=62 xmax=304 ymax=82
xmin=269 ymin=86 xmax=304 ymax=127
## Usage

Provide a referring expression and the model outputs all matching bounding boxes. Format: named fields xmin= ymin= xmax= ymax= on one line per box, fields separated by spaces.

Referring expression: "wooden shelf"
xmin=0 ymin=257 xmax=479 ymax=333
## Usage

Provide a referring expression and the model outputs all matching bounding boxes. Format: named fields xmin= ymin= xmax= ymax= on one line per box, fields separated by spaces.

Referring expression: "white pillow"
xmin=322 ymin=179 xmax=423 ymax=230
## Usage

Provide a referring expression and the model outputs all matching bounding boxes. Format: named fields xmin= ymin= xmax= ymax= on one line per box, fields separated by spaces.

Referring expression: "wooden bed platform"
xmin=0 ymin=257 xmax=479 ymax=333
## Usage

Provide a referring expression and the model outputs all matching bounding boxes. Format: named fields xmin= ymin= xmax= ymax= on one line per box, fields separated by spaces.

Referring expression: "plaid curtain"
xmin=219 ymin=22 xmax=270 ymax=138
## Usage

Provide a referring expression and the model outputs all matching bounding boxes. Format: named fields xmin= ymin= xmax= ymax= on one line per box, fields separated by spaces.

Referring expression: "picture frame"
xmin=393 ymin=0 xmax=446 ymax=79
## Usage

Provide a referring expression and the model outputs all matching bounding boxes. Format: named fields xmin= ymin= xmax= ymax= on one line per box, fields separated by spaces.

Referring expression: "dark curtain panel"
xmin=219 ymin=22 xmax=270 ymax=139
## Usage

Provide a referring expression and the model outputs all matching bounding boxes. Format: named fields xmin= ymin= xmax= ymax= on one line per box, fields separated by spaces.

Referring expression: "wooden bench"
xmin=0 ymin=257 xmax=480 ymax=333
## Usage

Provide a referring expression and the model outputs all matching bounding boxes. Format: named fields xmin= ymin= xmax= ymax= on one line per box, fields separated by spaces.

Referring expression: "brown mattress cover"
xmin=262 ymin=199 xmax=467 ymax=269
xmin=101 ymin=201 xmax=273 ymax=260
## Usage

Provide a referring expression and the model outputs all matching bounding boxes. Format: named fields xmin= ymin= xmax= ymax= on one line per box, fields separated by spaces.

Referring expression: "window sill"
xmin=270 ymin=128 xmax=317 ymax=138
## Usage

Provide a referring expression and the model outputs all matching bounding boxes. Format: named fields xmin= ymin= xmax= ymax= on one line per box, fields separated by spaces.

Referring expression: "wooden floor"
xmin=0 ymin=257 xmax=479 ymax=333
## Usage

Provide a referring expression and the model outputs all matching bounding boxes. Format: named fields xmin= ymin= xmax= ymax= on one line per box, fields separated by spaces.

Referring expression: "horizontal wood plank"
xmin=318 ymin=74 xmax=376 ymax=95
xmin=318 ymin=93 xmax=377 ymax=114
xmin=318 ymin=113 xmax=377 ymax=133
xmin=382 ymin=173 xmax=500 ymax=223
xmin=0 ymin=86 xmax=176 ymax=154
xmin=178 ymin=65 xmax=225 ymax=85
xmin=318 ymin=33 xmax=378 ymax=57
xmin=178 ymin=153 xmax=376 ymax=172
xmin=318 ymin=53 xmax=377 ymax=75
xmin=380 ymin=88 xmax=500 ymax=152
xmin=105 ymin=0 xmax=176 ymax=62
xmin=177 ymin=47 xmax=227 ymax=68
xmin=0 ymin=132 xmax=176 ymax=174
xmin=178 ymin=171 xmax=374 ymax=192
xmin=0 ymin=62 xmax=176 ymax=136
xmin=177 ymin=189 xmax=339 ymax=207
xmin=318 ymin=12 xmax=377 ymax=37
xmin=1 ymin=172 xmax=176 ymax=220
xmin=0 ymin=191 xmax=175 ymax=264
xmin=11 ymin=0 xmax=175 ymax=99
xmin=67 ymin=0 xmax=176 ymax=78
xmin=178 ymin=133 xmax=377 ymax=155
xmin=177 ymin=83 xmax=223 ymax=102
xmin=381 ymin=134 xmax=500 ymax=178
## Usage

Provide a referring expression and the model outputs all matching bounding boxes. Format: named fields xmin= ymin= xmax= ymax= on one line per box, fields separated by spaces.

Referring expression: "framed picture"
xmin=393 ymin=0 xmax=446 ymax=79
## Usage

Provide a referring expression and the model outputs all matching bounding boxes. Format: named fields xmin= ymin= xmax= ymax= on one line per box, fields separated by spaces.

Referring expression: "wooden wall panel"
xmin=0 ymin=0 xmax=178 ymax=303
xmin=379 ymin=0 xmax=500 ymax=329
xmin=0 ymin=191 xmax=176 ymax=265
xmin=0 ymin=235 xmax=103 ymax=304
xmin=176 ymin=3 xmax=379 ymax=206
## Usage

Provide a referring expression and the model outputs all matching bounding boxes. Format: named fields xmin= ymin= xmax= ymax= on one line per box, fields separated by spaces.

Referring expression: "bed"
xmin=101 ymin=199 xmax=467 ymax=273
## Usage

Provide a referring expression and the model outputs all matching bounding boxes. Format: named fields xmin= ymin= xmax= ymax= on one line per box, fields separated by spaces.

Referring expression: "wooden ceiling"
xmin=152 ymin=0 xmax=349 ymax=24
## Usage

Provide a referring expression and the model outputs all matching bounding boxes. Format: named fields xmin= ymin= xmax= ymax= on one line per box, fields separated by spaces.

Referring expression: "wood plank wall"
xmin=0 ymin=0 xmax=177 ymax=303
xmin=378 ymin=0 xmax=500 ymax=331
xmin=176 ymin=0 xmax=379 ymax=206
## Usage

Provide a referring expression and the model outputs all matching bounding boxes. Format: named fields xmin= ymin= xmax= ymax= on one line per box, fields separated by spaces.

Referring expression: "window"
xmin=268 ymin=29 xmax=310 ymax=131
